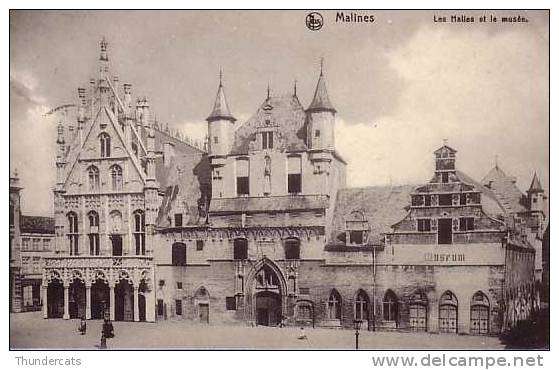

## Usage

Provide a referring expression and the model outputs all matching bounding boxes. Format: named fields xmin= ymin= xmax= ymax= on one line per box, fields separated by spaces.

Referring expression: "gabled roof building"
xmin=38 ymin=39 xmax=544 ymax=336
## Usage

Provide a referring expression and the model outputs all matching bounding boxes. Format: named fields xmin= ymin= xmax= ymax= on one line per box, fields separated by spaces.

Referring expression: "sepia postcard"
xmin=9 ymin=9 xmax=549 ymax=353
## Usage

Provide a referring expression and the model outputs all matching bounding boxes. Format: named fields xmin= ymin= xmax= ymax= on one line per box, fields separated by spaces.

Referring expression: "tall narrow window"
xmin=355 ymin=290 xmax=370 ymax=321
xmin=133 ymin=210 xmax=145 ymax=255
xmin=262 ymin=131 xmax=274 ymax=149
xmin=236 ymin=158 xmax=249 ymax=196
xmin=110 ymin=165 xmax=123 ymax=191
xmin=327 ymin=290 xmax=342 ymax=320
xmin=459 ymin=217 xmax=474 ymax=231
xmin=383 ymin=290 xmax=398 ymax=322
xmin=87 ymin=166 xmax=100 ymax=191
xmin=100 ymin=133 xmax=111 ymax=157
xmin=287 ymin=155 xmax=302 ymax=194
xmin=67 ymin=212 xmax=79 ymax=256
xmin=233 ymin=238 xmax=248 ymax=260
xmin=172 ymin=242 xmax=187 ymax=266
xmin=284 ymin=238 xmax=301 ymax=260
xmin=87 ymin=211 xmax=100 ymax=255
xmin=174 ymin=213 xmax=183 ymax=227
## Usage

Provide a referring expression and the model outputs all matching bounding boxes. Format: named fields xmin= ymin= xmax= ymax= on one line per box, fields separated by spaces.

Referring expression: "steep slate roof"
xmin=20 ymin=216 xmax=55 ymax=234
xmin=207 ymin=82 xmax=236 ymax=122
xmin=152 ymin=127 xmax=211 ymax=227
xmin=230 ymin=94 xmax=308 ymax=155
xmin=307 ymin=71 xmax=336 ymax=113
xmin=481 ymin=165 xmax=528 ymax=214
xmin=329 ymin=185 xmax=415 ymax=246
xmin=455 ymin=170 xmax=506 ymax=215
xmin=528 ymin=172 xmax=544 ymax=193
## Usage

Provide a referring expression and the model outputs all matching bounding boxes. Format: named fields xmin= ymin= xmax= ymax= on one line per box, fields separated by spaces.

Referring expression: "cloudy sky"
xmin=10 ymin=10 xmax=549 ymax=216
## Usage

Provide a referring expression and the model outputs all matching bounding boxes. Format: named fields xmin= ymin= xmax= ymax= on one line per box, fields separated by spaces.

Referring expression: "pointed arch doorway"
xmin=248 ymin=260 xmax=287 ymax=327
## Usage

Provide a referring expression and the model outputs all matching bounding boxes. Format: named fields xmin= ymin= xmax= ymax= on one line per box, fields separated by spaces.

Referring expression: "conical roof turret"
xmin=307 ymin=60 xmax=336 ymax=113
xmin=528 ymin=172 xmax=544 ymax=193
xmin=207 ymin=72 xmax=236 ymax=122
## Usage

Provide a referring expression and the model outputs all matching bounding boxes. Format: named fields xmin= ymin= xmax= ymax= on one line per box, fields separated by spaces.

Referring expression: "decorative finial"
xmin=293 ymin=78 xmax=297 ymax=96
xmin=443 ymin=138 xmax=448 ymax=146
xmin=320 ymin=57 xmax=324 ymax=76
xmin=495 ymin=154 xmax=499 ymax=169
xmin=219 ymin=68 xmax=223 ymax=87
xmin=267 ymin=82 xmax=271 ymax=100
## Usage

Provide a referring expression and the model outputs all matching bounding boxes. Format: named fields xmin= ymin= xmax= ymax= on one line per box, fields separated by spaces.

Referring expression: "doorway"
xmin=255 ymin=291 xmax=281 ymax=326
xmin=199 ymin=303 xmax=209 ymax=323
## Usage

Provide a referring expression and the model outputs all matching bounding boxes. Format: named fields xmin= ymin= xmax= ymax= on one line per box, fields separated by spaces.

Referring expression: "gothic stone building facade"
xmin=42 ymin=39 xmax=544 ymax=335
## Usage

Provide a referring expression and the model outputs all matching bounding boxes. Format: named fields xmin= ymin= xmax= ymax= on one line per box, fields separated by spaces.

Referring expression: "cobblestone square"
xmin=10 ymin=312 xmax=504 ymax=350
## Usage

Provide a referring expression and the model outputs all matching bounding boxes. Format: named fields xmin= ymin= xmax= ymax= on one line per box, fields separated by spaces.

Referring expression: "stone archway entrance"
xmin=249 ymin=262 xmax=285 ymax=327
xmin=47 ymin=280 xmax=64 ymax=319
xmin=69 ymin=280 xmax=86 ymax=319
xmin=255 ymin=291 xmax=282 ymax=326
xmin=91 ymin=279 xmax=109 ymax=320
xmin=115 ymin=279 xmax=134 ymax=321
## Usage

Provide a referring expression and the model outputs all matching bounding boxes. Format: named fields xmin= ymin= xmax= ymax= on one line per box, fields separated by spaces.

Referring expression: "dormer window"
xmin=345 ymin=211 xmax=369 ymax=246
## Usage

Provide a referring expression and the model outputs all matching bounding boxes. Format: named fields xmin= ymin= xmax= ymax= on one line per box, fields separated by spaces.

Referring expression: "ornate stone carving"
xmin=84 ymin=196 xmax=101 ymax=209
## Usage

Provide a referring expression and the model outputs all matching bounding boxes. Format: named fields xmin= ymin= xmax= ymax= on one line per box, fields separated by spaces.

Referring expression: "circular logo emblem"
xmin=306 ymin=12 xmax=324 ymax=31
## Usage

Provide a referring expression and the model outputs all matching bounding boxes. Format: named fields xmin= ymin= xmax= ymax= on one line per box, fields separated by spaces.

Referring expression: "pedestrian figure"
xmin=99 ymin=334 xmax=107 ymax=349
xmin=102 ymin=318 xmax=115 ymax=339
xmin=279 ymin=316 xmax=286 ymax=328
xmin=297 ymin=327 xmax=307 ymax=340
xmin=78 ymin=318 xmax=87 ymax=335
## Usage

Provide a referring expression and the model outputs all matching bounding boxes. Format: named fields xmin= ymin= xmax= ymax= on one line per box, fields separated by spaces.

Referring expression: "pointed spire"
xmin=528 ymin=172 xmax=544 ymax=193
xmin=207 ymin=71 xmax=236 ymax=122
xmin=307 ymin=58 xmax=336 ymax=113
xmin=293 ymin=78 xmax=297 ymax=96
xmin=267 ymin=82 xmax=271 ymax=100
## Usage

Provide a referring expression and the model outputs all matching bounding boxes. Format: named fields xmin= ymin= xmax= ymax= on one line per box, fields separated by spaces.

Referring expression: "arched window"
xmin=133 ymin=210 xmax=145 ymax=255
xmin=327 ymin=289 xmax=342 ymax=320
xmin=233 ymin=238 xmax=248 ymax=260
xmin=100 ymin=133 xmax=111 ymax=157
xmin=439 ymin=291 xmax=458 ymax=333
xmin=110 ymin=165 xmax=123 ymax=191
xmin=87 ymin=211 xmax=100 ymax=256
xmin=409 ymin=290 xmax=428 ymax=331
xmin=355 ymin=290 xmax=369 ymax=321
xmin=87 ymin=166 xmax=100 ymax=191
xmin=470 ymin=291 xmax=490 ymax=334
xmin=383 ymin=290 xmax=398 ymax=322
xmin=172 ymin=242 xmax=187 ymax=266
xmin=67 ymin=212 xmax=79 ymax=255
xmin=284 ymin=238 xmax=300 ymax=260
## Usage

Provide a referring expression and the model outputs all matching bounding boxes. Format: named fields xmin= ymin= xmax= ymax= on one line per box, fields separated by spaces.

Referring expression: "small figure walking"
xmin=102 ymin=318 xmax=114 ymax=339
xmin=99 ymin=334 xmax=107 ymax=349
xmin=297 ymin=327 xmax=307 ymax=340
xmin=78 ymin=318 xmax=87 ymax=335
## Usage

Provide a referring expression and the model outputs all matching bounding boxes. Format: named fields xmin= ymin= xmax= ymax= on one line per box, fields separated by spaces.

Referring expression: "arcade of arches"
xmin=42 ymin=267 xmax=154 ymax=322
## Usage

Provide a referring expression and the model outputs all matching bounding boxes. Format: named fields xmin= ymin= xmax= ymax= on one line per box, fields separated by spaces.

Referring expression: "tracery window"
xmin=87 ymin=166 xmax=100 ymax=191
xmin=133 ymin=210 xmax=145 ymax=255
xmin=67 ymin=212 xmax=79 ymax=255
xmin=100 ymin=133 xmax=111 ymax=157
xmin=110 ymin=164 xmax=123 ymax=191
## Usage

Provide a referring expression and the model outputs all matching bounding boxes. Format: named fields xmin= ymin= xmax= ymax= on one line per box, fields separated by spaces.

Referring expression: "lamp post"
xmin=353 ymin=319 xmax=363 ymax=350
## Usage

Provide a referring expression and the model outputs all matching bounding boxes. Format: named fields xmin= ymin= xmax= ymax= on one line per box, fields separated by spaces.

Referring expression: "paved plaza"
xmin=10 ymin=312 xmax=505 ymax=350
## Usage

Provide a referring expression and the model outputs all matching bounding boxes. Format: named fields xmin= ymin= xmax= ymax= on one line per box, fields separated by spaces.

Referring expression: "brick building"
xmin=10 ymin=170 xmax=55 ymax=312
xmin=40 ymin=39 xmax=544 ymax=335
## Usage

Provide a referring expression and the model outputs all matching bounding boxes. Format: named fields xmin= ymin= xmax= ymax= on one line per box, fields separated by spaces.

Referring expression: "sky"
xmin=10 ymin=10 xmax=549 ymax=216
